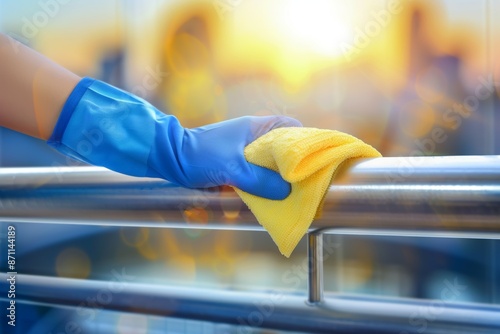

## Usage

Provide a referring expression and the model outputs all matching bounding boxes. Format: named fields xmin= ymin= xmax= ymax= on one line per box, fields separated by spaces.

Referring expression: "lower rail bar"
xmin=1 ymin=274 xmax=499 ymax=333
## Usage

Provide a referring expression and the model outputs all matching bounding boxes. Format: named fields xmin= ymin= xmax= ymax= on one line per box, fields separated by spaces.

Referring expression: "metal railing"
xmin=2 ymin=156 xmax=500 ymax=229
xmin=1 ymin=155 xmax=500 ymax=333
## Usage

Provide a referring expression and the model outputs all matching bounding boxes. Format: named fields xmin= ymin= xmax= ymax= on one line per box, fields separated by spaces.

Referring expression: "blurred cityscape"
xmin=0 ymin=0 xmax=499 ymax=333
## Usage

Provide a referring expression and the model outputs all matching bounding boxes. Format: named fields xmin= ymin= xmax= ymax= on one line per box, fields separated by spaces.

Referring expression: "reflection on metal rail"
xmin=1 ymin=155 xmax=500 ymax=331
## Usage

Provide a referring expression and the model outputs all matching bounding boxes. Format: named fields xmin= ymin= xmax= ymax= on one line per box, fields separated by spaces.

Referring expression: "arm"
xmin=0 ymin=33 xmax=80 ymax=139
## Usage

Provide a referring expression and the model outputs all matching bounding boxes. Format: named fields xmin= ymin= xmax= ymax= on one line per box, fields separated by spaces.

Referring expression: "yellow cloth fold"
xmin=234 ymin=127 xmax=382 ymax=257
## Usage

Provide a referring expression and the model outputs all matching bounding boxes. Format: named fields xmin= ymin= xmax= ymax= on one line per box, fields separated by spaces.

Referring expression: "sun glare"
xmin=280 ymin=0 xmax=353 ymax=57
xmin=222 ymin=0 xmax=358 ymax=86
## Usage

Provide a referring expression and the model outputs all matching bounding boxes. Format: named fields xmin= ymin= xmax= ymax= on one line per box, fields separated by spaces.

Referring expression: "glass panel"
xmin=6 ymin=222 xmax=308 ymax=294
xmin=323 ymin=234 xmax=500 ymax=304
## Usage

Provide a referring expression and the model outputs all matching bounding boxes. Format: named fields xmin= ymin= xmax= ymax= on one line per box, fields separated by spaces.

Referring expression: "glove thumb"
xmin=235 ymin=163 xmax=291 ymax=200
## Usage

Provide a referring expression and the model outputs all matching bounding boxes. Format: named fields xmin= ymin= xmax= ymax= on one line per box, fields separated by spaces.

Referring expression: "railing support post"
xmin=308 ymin=232 xmax=323 ymax=304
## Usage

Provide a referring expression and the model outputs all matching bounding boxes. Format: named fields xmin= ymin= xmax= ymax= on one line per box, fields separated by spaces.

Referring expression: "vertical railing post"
xmin=307 ymin=232 xmax=324 ymax=304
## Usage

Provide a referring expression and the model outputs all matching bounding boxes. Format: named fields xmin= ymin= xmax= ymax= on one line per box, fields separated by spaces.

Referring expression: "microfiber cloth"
xmin=234 ymin=127 xmax=382 ymax=257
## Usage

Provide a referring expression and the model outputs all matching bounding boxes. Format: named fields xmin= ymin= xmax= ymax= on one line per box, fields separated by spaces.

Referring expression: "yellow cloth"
xmin=234 ymin=127 xmax=382 ymax=257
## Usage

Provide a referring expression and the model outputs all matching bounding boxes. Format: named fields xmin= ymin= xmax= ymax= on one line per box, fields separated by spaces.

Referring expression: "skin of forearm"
xmin=0 ymin=33 xmax=80 ymax=140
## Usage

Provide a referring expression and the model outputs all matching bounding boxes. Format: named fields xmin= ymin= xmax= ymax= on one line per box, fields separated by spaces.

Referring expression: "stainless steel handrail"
xmin=1 ymin=156 xmax=500 ymax=230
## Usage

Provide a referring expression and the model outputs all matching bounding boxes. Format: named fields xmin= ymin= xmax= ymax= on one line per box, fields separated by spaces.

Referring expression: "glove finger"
xmin=235 ymin=163 xmax=291 ymax=200
xmin=271 ymin=116 xmax=303 ymax=129
xmin=250 ymin=116 xmax=302 ymax=140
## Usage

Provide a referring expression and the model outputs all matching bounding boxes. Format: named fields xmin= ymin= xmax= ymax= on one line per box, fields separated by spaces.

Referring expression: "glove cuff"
xmin=48 ymin=77 xmax=95 ymax=148
xmin=46 ymin=77 xmax=160 ymax=177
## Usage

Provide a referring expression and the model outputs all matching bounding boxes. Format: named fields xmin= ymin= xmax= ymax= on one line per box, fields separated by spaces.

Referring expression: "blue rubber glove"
xmin=48 ymin=77 xmax=302 ymax=200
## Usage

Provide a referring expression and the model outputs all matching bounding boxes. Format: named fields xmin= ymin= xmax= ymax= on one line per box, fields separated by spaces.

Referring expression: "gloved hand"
xmin=48 ymin=77 xmax=302 ymax=200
